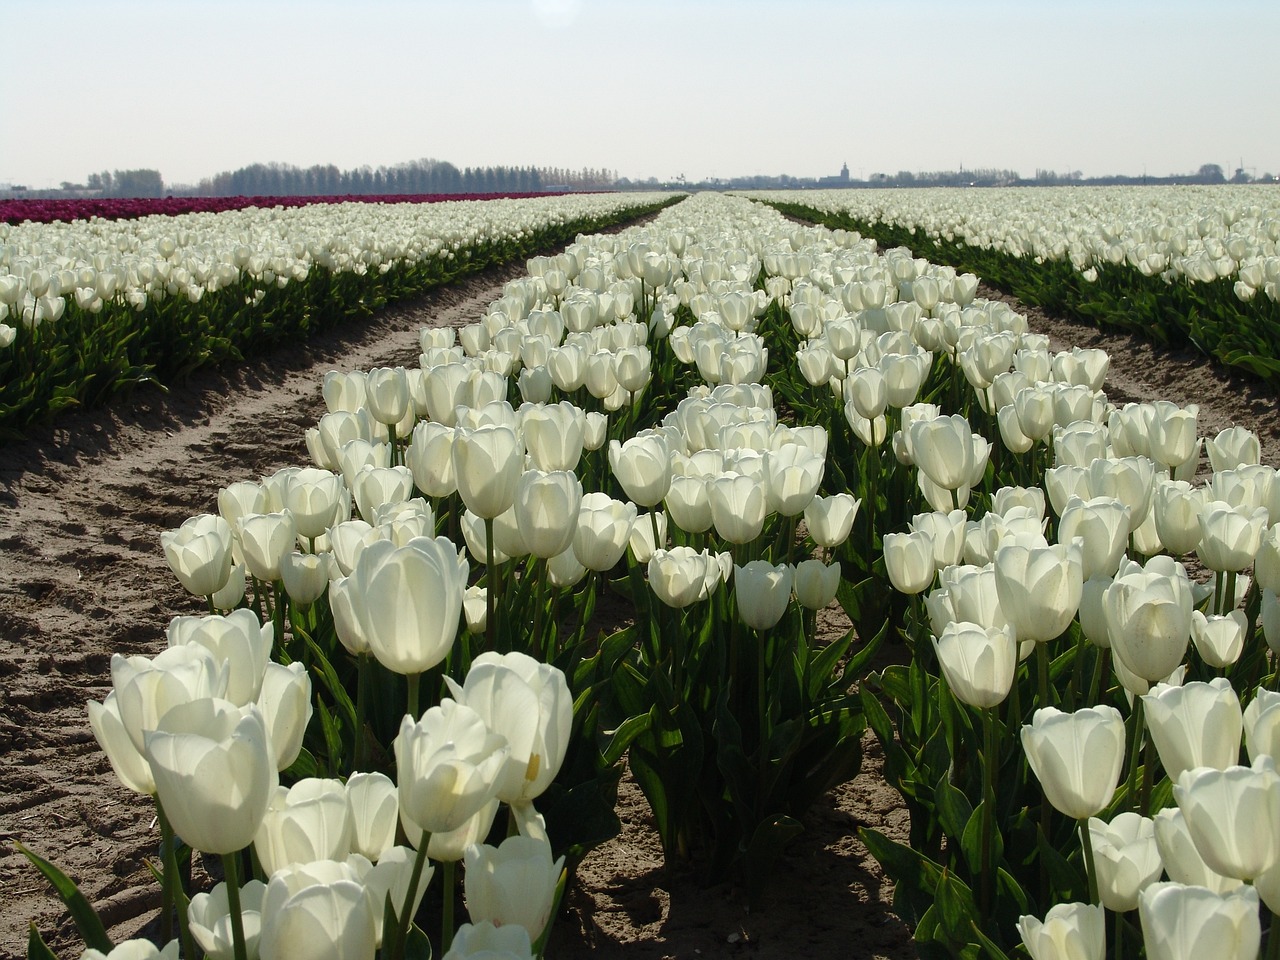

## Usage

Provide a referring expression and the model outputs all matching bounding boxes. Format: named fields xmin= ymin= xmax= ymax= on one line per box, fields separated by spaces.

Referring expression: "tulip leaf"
xmin=842 ymin=617 xmax=889 ymax=679
xmin=600 ymin=711 xmax=651 ymax=767
xmin=15 ymin=843 xmax=113 ymax=953
xmin=1035 ymin=824 xmax=1085 ymax=904
xmin=27 ymin=924 xmax=59 ymax=960
xmin=933 ymin=869 xmax=980 ymax=945
xmin=300 ymin=628 xmax=358 ymax=733
xmin=404 ymin=924 xmax=433 ymax=960
xmin=959 ymin=800 xmax=1002 ymax=879
xmin=933 ymin=775 xmax=974 ymax=849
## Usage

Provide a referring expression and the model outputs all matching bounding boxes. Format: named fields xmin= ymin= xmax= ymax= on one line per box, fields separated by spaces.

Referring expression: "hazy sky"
xmin=5 ymin=0 xmax=1278 ymax=188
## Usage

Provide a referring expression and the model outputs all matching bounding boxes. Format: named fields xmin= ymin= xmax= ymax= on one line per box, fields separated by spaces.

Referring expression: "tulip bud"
xmin=1021 ymin=705 xmax=1125 ymax=819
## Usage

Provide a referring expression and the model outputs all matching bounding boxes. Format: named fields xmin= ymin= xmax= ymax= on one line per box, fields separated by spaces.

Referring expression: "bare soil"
xmin=1 ymin=264 xmax=1276 ymax=960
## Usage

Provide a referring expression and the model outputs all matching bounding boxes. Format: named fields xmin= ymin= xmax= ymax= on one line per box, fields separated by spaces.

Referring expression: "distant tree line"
xmin=185 ymin=159 xmax=619 ymax=197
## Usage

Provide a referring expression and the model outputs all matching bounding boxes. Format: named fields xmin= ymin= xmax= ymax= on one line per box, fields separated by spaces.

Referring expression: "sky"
xmin=4 ymin=0 xmax=1278 ymax=189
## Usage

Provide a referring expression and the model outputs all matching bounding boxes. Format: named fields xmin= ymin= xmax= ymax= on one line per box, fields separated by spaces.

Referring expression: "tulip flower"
xmin=1021 ymin=705 xmax=1126 ymax=819
xmin=112 ymin=645 xmax=229 ymax=755
xmin=255 ymin=779 xmax=354 ymax=877
xmin=1174 ymin=756 xmax=1280 ymax=881
xmin=82 ymin=942 xmax=181 ymax=960
xmin=608 ymin=433 xmax=672 ymax=508
xmin=348 ymin=536 xmax=467 ymax=676
xmin=664 ymin=475 xmax=714 ymax=535
xmin=1153 ymin=480 xmax=1205 ymax=557
xmin=648 ymin=547 xmax=714 ymax=608
xmin=282 ymin=468 xmax=346 ymax=542
xmin=1103 ymin=561 xmax=1194 ymax=683
xmin=258 ymin=861 xmax=378 ymax=960
xmin=932 ymin=622 xmax=1016 ymax=709
xmin=444 ymin=652 xmax=572 ymax=806
xmin=792 ymin=558 xmax=841 ymax=610
xmin=883 ymin=530 xmax=935 ymax=595
xmin=520 ymin=401 xmax=585 ymax=473
xmin=910 ymin=509 xmax=966 ymax=571
xmin=442 ymin=922 xmax=533 ymax=960
xmin=573 ymin=492 xmax=637 ymax=572
xmin=513 ymin=469 xmax=582 ymax=559
xmin=161 ymin=514 xmax=233 ymax=599
xmin=763 ymin=444 xmax=824 ymax=517
xmin=734 ymin=560 xmax=794 ymax=630
xmin=464 ymin=833 xmax=566 ymax=945
xmin=1142 ymin=678 xmax=1242 ymax=781
xmin=1198 ymin=500 xmax=1268 ymax=573
xmin=406 ymin=420 xmax=457 ymax=498
xmin=364 ymin=366 xmax=410 ymax=428
xmin=395 ymin=699 xmax=510 ymax=837
xmin=1138 ymin=882 xmax=1259 ymax=960
xmin=452 ymin=424 xmax=524 ymax=519
xmin=144 ymin=698 xmax=277 ymax=855
xmin=1058 ymin=496 xmax=1130 ymax=581
xmin=909 ymin=413 xmax=975 ymax=491
xmin=803 ymin=493 xmax=860 ymax=549
xmin=256 ymin=661 xmax=312 ymax=770
xmin=1088 ymin=812 xmax=1163 ymax=913
xmin=1152 ymin=807 xmax=1243 ymax=893
xmin=188 ymin=879 xmax=266 ymax=960
xmin=165 ymin=608 xmax=272 ymax=707
xmin=1189 ymin=610 xmax=1247 ymax=668
xmin=345 ymin=772 xmax=399 ymax=862
xmin=1205 ymin=426 xmax=1261 ymax=473
xmin=1244 ymin=689 xmax=1280 ymax=764
xmin=994 ymin=539 xmax=1083 ymax=643
xmin=1016 ymin=902 xmax=1104 ymax=960
xmin=238 ymin=511 xmax=297 ymax=583
xmin=87 ymin=692 xmax=155 ymax=795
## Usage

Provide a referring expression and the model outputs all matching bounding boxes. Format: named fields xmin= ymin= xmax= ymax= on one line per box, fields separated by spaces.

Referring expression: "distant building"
xmin=817 ymin=163 xmax=851 ymax=187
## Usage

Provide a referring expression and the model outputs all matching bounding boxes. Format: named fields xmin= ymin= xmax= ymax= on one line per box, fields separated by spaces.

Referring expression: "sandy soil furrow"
xmin=2 ymin=261 xmax=1275 ymax=960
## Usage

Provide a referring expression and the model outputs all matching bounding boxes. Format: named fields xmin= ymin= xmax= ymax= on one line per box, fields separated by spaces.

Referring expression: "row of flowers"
xmin=0 ymin=193 xmax=569 ymax=227
xmin=0 ymin=192 xmax=680 ymax=437
xmin=748 ymin=187 xmax=1280 ymax=388
xmin=25 ymin=190 xmax=1280 ymax=960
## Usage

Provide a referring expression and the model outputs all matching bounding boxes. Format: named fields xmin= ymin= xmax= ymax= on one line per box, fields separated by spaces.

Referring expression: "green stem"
xmin=1036 ymin=640 xmax=1052 ymax=708
xmin=981 ymin=708 xmax=998 ymax=918
xmin=1079 ymin=817 xmax=1099 ymax=905
xmin=355 ymin=653 xmax=370 ymax=770
xmin=649 ymin=509 xmax=663 ymax=556
xmin=1114 ymin=902 xmax=1124 ymax=960
xmin=272 ymin=580 xmax=286 ymax=650
xmin=155 ymin=800 xmax=196 ymax=960
xmin=485 ymin=516 xmax=497 ymax=652
xmin=222 ymin=849 xmax=250 ymax=960
xmin=1123 ymin=697 xmax=1145 ymax=813
xmin=391 ymin=830 xmax=432 ymax=960
xmin=1266 ymin=906 xmax=1280 ymax=960
xmin=1224 ymin=570 xmax=1238 ymax=617
xmin=442 ymin=859 xmax=457 ymax=955
xmin=406 ymin=671 xmax=421 ymax=720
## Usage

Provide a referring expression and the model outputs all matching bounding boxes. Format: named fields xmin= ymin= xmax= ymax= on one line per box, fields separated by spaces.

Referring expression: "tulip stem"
xmin=1123 ymin=696 xmax=1145 ymax=813
xmin=407 ymin=672 xmax=421 ymax=720
xmin=1266 ymin=908 xmax=1280 ymax=960
xmin=1113 ymin=905 xmax=1124 ymax=960
xmin=1224 ymin=570 xmax=1237 ymax=617
xmin=442 ymin=859 xmax=456 ymax=954
xmin=392 ymin=830 xmax=432 ymax=960
xmin=980 ymin=707 xmax=997 ymax=918
xmin=1078 ymin=818 xmax=1099 ymax=906
xmin=485 ymin=517 xmax=498 ymax=652
xmin=650 ymin=510 xmax=663 ymax=555
xmin=222 ymin=849 xmax=250 ymax=960
xmin=1036 ymin=641 xmax=1053 ymax=708
xmin=155 ymin=799 xmax=196 ymax=960
xmin=355 ymin=653 xmax=370 ymax=770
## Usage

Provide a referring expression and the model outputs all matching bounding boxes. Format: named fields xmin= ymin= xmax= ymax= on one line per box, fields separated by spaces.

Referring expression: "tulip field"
xmin=4 ymin=187 xmax=1280 ymax=960
xmin=0 ymin=192 xmax=678 ymax=439
xmin=749 ymin=186 xmax=1280 ymax=386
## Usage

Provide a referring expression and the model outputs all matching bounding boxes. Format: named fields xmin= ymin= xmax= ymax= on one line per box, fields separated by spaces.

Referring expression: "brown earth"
xmin=1 ymin=261 xmax=1276 ymax=960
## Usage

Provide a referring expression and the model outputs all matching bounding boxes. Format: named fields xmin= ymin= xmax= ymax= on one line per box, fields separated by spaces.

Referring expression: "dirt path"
xmin=1 ymin=261 xmax=1275 ymax=959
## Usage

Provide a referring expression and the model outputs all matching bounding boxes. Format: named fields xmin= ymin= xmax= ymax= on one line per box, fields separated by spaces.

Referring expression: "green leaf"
xmin=16 ymin=843 xmax=113 ymax=953
xmin=934 ymin=870 xmax=980 ymax=945
xmin=27 ymin=924 xmax=59 ymax=960
xmin=960 ymin=800 xmax=1001 ymax=879
xmin=405 ymin=923 xmax=433 ymax=960
xmin=934 ymin=774 xmax=975 ymax=847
